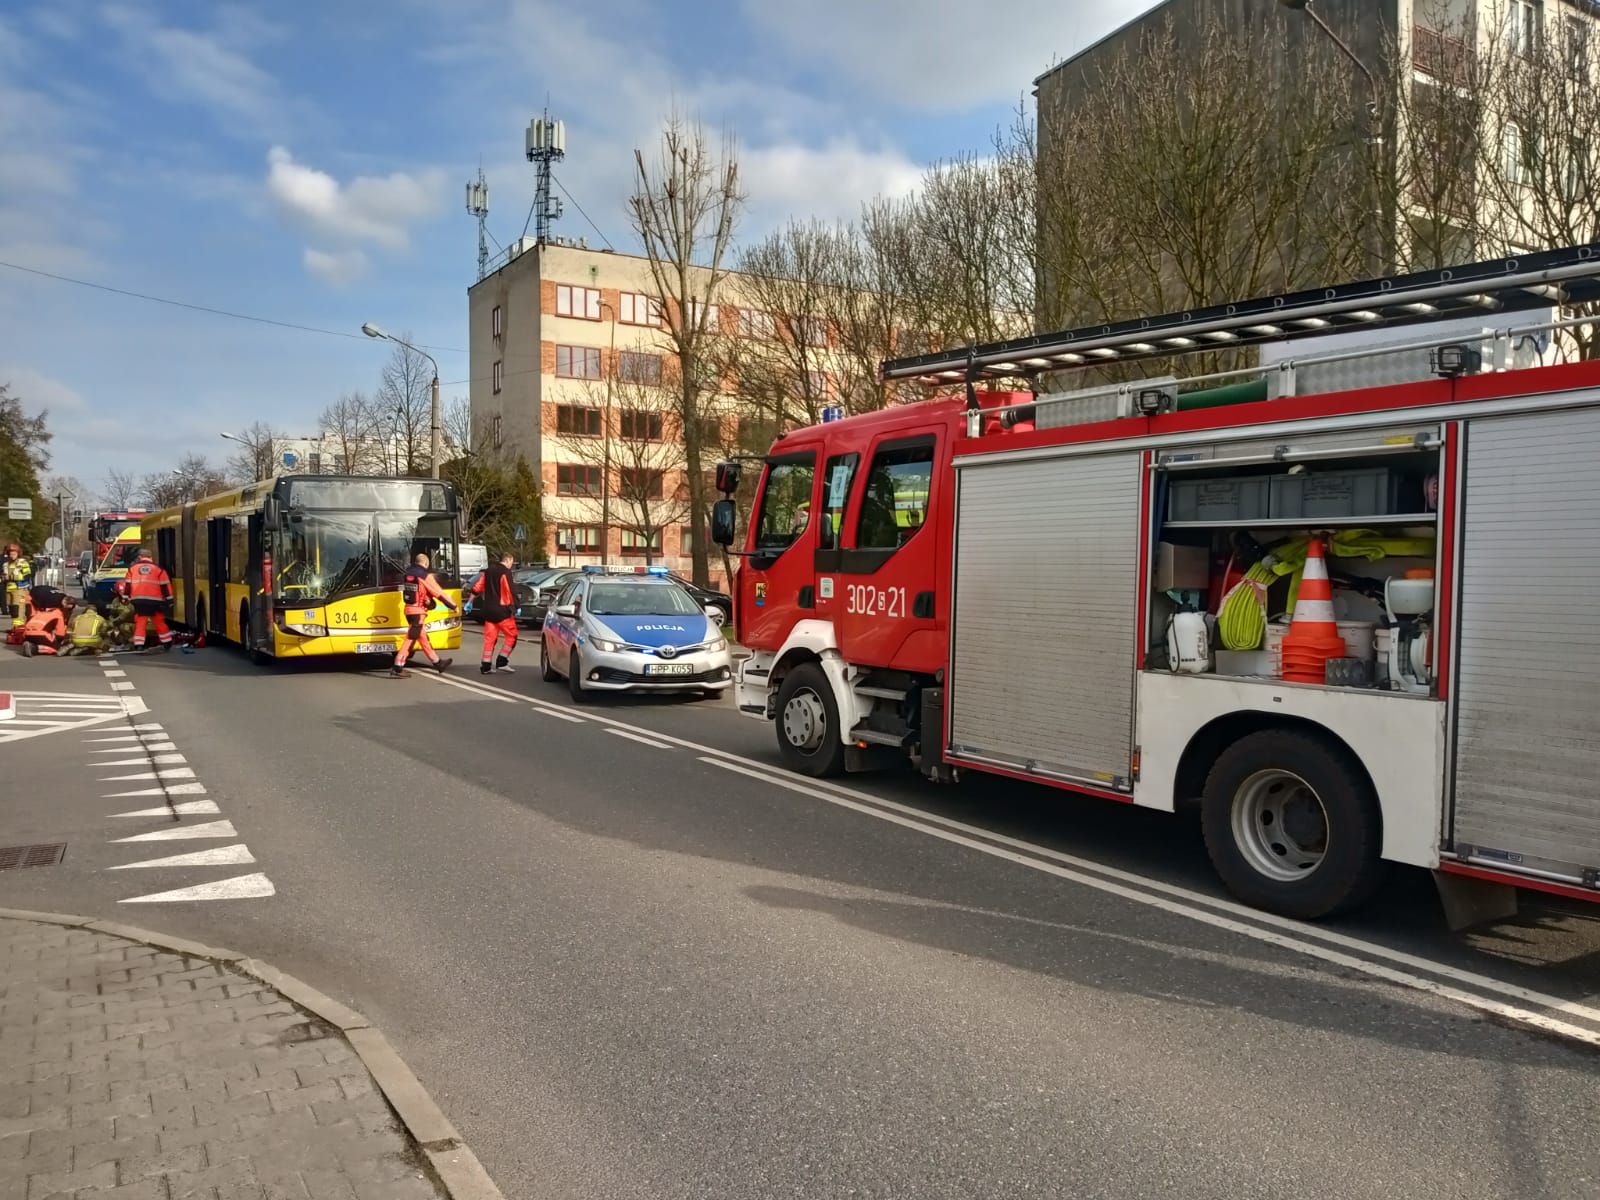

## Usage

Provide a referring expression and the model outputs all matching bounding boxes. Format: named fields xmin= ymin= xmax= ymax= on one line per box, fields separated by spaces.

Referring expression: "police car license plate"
xmin=645 ymin=663 xmax=693 ymax=675
xmin=355 ymin=642 xmax=392 ymax=654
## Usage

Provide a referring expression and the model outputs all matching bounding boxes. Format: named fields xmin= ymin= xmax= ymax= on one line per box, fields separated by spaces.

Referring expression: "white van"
xmin=457 ymin=542 xmax=488 ymax=584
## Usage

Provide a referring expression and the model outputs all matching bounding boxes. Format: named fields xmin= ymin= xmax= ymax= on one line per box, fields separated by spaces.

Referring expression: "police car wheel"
xmin=540 ymin=637 xmax=561 ymax=682
xmin=567 ymin=650 xmax=588 ymax=703
xmin=775 ymin=663 xmax=845 ymax=778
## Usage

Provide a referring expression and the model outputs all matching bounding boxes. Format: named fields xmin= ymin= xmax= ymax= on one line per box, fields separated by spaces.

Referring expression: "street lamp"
xmin=362 ymin=322 xmax=441 ymax=480
xmin=1280 ymin=0 xmax=1387 ymax=272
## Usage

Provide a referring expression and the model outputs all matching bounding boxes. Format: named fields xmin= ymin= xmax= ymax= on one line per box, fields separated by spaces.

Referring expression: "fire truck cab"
xmin=716 ymin=244 xmax=1600 ymax=924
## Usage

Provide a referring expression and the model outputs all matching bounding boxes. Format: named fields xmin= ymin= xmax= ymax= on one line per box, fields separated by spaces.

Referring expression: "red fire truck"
xmin=89 ymin=509 xmax=146 ymax=562
xmin=711 ymin=243 xmax=1600 ymax=924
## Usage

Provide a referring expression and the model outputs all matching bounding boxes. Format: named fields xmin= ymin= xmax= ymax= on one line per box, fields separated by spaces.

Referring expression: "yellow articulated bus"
xmin=141 ymin=475 xmax=464 ymax=663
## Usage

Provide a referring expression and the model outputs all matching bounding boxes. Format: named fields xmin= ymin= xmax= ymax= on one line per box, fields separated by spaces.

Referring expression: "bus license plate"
xmin=355 ymin=642 xmax=392 ymax=654
xmin=645 ymin=663 xmax=693 ymax=675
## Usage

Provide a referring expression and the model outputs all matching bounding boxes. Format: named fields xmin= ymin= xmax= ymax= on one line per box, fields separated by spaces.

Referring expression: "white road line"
xmin=108 ymin=844 xmax=256 ymax=870
xmin=103 ymin=669 xmax=126 ymax=678
xmin=84 ymin=733 xmax=166 ymax=743
xmin=99 ymin=767 xmax=197 ymax=781
xmin=112 ymin=819 xmax=237 ymax=843
xmin=109 ymin=682 xmax=134 ymax=691
xmin=119 ymin=873 xmax=274 ymax=903
xmin=607 ymin=728 xmax=674 ymax=750
xmin=90 ymin=743 xmax=177 ymax=754
xmin=698 ymin=756 xmax=1600 ymax=1049
xmin=121 ymin=697 xmax=149 ymax=715
xmin=425 ymin=671 xmax=586 ymax=720
xmin=91 ymin=754 xmax=187 ymax=767
xmin=111 ymin=800 xmax=220 ymax=817
xmin=99 ymin=658 xmax=117 ymax=666
xmin=104 ymin=783 xmax=207 ymax=797
xmin=426 ymin=670 xmax=1600 ymax=1042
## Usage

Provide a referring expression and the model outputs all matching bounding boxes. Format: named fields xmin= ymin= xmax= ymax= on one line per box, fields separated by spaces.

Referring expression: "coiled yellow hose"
xmin=1217 ymin=561 xmax=1274 ymax=650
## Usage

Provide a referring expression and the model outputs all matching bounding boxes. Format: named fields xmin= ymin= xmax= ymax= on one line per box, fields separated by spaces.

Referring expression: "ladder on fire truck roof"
xmin=879 ymin=243 xmax=1600 ymax=384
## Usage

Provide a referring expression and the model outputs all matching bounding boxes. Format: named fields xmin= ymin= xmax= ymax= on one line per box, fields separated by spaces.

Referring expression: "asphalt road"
xmin=2 ymin=643 xmax=1598 ymax=1199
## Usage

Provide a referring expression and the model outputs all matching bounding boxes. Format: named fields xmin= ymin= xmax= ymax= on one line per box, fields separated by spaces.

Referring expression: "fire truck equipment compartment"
xmin=1451 ymin=405 xmax=1600 ymax=885
xmin=1269 ymin=468 xmax=1407 ymax=520
xmin=949 ymin=449 xmax=1141 ymax=788
xmin=1154 ymin=542 xmax=1209 ymax=591
xmin=1167 ymin=477 xmax=1272 ymax=523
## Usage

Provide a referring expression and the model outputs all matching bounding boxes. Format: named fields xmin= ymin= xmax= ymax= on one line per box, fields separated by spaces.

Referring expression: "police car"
xmin=540 ymin=566 xmax=733 ymax=701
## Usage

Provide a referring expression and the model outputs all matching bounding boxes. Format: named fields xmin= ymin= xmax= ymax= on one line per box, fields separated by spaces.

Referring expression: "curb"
xmin=0 ymin=906 xmax=505 ymax=1200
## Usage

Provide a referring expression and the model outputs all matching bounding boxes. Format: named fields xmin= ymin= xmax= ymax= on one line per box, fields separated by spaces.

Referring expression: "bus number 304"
xmin=845 ymin=584 xmax=907 ymax=617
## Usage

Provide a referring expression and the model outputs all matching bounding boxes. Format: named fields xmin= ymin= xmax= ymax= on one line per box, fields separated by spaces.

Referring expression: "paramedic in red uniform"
xmin=472 ymin=550 xmax=518 ymax=675
xmin=392 ymin=552 xmax=455 ymax=677
xmin=116 ymin=549 xmax=174 ymax=651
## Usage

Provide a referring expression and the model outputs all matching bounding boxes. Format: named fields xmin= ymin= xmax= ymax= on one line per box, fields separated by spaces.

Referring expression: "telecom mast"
xmin=525 ymin=113 xmax=566 ymax=244
xmin=465 ymin=168 xmax=490 ymax=281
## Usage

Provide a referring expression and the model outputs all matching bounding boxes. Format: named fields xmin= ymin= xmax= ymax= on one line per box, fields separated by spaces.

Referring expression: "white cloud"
xmin=741 ymin=141 xmax=922 ymax=228
xmin=0 ymin=365 xmax=88 ymax=417
xmin=741 ymin=0 xmax=1156 ymax=112
xmin=100 ymin=3 xmax=286 ymax=133
xmin=266 ymin=146 xmax=446 ymax=254
xmin=303 ymin=247 xmax=369 ymax=287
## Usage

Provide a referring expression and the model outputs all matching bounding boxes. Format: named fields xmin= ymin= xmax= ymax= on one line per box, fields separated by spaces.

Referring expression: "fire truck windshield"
xmin=754 ymin=458 xmax=815 ymax=552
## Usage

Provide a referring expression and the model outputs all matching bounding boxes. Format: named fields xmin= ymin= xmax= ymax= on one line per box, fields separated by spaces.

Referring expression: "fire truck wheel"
xmin=1200 ymin=729 xmax=1383 ymax=920
xmin=775 ymin=663 xmax=845 ymax=777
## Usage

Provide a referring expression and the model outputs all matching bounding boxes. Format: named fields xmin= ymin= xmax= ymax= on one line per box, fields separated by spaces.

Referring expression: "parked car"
xmin=540 ymin=567 xmax=732 ymax=701
xmin=665 ymin=574 xmax=731 ymax=626
xmin=462 ymin=566 xmax=564 ymax=627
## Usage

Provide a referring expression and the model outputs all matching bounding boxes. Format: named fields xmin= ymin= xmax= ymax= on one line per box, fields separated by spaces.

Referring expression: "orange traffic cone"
xmin=1280 ymin=537 xmax=1345 ymax=684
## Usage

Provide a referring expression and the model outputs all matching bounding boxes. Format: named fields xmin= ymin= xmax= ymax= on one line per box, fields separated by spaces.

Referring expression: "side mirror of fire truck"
xmin=714 ymin=461 xmax=742 ymax=494
xmin=710 ymin=498 xmax=737 ymax=548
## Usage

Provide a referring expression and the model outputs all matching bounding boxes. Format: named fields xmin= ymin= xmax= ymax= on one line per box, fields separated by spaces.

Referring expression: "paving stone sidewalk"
xmin=0 ymin=917 xmax=443 ymax=1200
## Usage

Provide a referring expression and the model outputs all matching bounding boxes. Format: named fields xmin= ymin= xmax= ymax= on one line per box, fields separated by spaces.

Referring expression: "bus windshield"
xmin=377 ymin=513 xmax=461 ymax=588
xmin=277 ymin=513 xmax=374 ymax=603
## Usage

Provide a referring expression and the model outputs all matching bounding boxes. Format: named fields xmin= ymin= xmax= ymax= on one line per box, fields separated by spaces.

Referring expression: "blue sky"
xmin=0 ymin=0 xmax=1152 ymax=495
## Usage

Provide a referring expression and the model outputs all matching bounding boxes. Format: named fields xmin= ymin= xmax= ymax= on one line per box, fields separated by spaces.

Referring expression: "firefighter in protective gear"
xmin=115 ymin=549 xmax=174 ymax=650
xmin=66 ymin=604 xmax=109 ymax=655
xmin=472 ymin=550 xmax=518 ymax=675
xmin=392 ymin=552 xmax=455 ymax=677
xmin=4 ymin=543 xmax=32 ymax=622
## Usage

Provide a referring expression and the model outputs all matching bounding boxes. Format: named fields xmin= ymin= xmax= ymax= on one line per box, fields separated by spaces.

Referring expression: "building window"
xmin=1502 ymin=120 xmax=1526 ymax=184
xmin=619 ymin=291 xmax=662 ymax=326
xmin=620 ymin=468 xmax=665 ymax=500
xmin=788 ymin=314 xmax=827 ymax=347
xmin=492 ymin=304 xmax=503 ymax=338
xmin=805 ymin=369 xmax=829 ymax=398
xmin=493 ymin=360 xmax=504 ymax=393
xmin=621 ymin=528 xmax=663 ymax=556
xmin=1505 ymin=1 xmax=1538 ymax=57
xmin=739 ymin=308 xmax=775 ymax=340
xmin=693 ymin=414 xmax=722 ymax=447
xmin=555 ymin=345 xmax=602 ymax=379
xmin=618 ymin=350 xmax=663 ymax=385
xmin=688 ymin=299 xmax=720 ymax=330
xmin=678 ymin=524 xmax=693 ymax=557
xmin=556 ymin=405 xmax=603 ymax=436
xmin=620 ymin=409 xmax=664 ymax=441
xmin=492 ymin=414 xmax=503 ymax=449
xmin=1566 ymin=17 xmax=1591 ymax=75
xmin=556 ymin=284 xmax=601 ymax=320
xmin=557 ymin=464 xmax=603 ymax=496
xmin=556 ymin=524 xmax=602 ymax=554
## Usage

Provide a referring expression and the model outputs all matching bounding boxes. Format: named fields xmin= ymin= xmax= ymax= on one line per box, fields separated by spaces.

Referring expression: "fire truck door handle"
xmin=797 ymin=585 xmax=815 ymax=609
xmin=913 ymin=591 xmax=935 ymax=618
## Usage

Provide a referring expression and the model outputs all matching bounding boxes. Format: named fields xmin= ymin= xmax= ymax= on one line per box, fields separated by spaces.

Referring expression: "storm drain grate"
xmin=0 ymin=843 xmax=66 ymax=870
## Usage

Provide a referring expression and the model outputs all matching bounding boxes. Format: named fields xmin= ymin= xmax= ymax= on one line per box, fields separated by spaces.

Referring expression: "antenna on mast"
xmin=465 ymin=167 xmax=490 ymax=282
xmin=525 ymin=110 xmax=566 ymax=244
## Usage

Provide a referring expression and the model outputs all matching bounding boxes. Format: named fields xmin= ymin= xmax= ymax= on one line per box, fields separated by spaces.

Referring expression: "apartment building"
xmin=467 ymin=239 xmax=854 ymax=579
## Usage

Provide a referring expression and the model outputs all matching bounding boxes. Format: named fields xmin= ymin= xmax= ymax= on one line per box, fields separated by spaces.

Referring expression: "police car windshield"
xmin=585 ymin=582 xmax=700 ymax=617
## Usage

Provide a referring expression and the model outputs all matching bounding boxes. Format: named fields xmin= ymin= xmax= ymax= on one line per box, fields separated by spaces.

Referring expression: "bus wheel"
xmin=194 ymin=599 xmax=207 ymax=638
xmin=240 ymin=603 xmax=268 ymax=665
xmin=775 ymin=663 xmax=845 ymax=778
xmin=1200 ymin=729 xmax=1383 ymax=920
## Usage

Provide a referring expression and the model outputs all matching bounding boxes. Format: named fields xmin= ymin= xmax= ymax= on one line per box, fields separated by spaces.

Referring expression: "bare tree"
xmin=377 ymin=333 xmax=434 ymax=476
xmin=319 ymin=391 xmax=384 ymax=475
xmin=139 ymin=454 xmax=228 ymax=509
xmin=102 ymin=469 xmax=139 ymax=510
xmin=629 ymin=115 xmax=744 ymax=587
xmin=224 ymin=421 xmax=283 ymax=484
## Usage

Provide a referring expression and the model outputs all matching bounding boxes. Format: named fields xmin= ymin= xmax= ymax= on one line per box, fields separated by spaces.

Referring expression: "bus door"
xmin=206 ymin=517 xmax=231 ymax=634
xmin=245 ymin=512 xmax=269 ymax=649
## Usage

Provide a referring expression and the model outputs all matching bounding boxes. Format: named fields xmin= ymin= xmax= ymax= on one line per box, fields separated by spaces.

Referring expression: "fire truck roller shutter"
xmin=1451 ymin=404 xmax=1600 ymax=885
xmin=948 ymin=449 xmax=1143 ymax=788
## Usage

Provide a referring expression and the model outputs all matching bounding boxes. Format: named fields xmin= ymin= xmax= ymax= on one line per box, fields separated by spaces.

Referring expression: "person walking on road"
xmin=392 ymin=552 xmax=455 ymax=678
xmin=4 ymin=543 xmax=32 ymax=623
xmin=115 ymin=548 xmax=174 ymax=651
xmin=472 ymin=550 xmax=519 ymax=675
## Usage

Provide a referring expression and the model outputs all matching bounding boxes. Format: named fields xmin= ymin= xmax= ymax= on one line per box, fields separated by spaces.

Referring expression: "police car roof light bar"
xmin=879 ymin=243 xmax=1600 ymax=384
